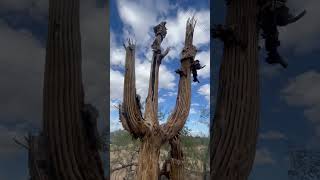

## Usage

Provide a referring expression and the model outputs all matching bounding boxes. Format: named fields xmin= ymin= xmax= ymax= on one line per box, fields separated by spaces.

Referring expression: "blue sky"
xmin=212 ymin=0 xmax=320 ymax=179
xmin=1 ymin=0 xmax=320 ymax=179
xmin=109 ymin=0 xmax=211 ymax=136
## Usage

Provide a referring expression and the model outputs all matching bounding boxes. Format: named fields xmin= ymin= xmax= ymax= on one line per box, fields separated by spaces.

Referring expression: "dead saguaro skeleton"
xmin=210 ymin=0 xmax=260 ymax=179
xmin=28 ymin=0 xmax=105 ymax=180
xmin=119 ymin=18 xmax=198 ymax=180
xmin=210 ymin=0 xmax=305 ymax=179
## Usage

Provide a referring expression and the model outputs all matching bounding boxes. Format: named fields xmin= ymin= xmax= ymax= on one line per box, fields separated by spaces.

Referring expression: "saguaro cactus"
xmin=29 ymin=0 xmax=105 ymax=180
xmin=210 ymin=0 xmax=260 ymax=179
xmin=119 ymin=18 xmax=197 ymax=180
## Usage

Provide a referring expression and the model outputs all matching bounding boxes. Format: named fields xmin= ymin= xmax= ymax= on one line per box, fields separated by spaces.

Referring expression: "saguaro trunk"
xmin=120 ymin=19 xmax=197 ymax=180
xmin=159 ymin=136 xmax=184 ymax=180
xmin=35 ymin=0 xmax=105 ymax=180
xmin=169 ymin=136 xmax=185 ymax=180
xmin=211 ymin=1 xmax=259 ymax=179
xmin=136 ymin=136 xmax=161 ymax=180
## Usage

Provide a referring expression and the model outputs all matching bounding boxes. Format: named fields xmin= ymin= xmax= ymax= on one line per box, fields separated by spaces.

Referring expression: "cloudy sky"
xmin=1 ymin=0 xmax=320 ymax=179
xmin=0 ymin=0 xmax=108 ymax=179
xmin=212 ymin=0 xmax=320 ymax=179
xmin=110 ymin=0 xmax=210 ymax=136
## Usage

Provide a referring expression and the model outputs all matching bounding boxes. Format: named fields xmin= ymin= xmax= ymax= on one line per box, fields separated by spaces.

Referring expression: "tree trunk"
xmin=136 ymin=136 xmax=161 ymax=180
xmin=169 ymin=137 xmax=184 ymax=180
xmin=211 ymin=0 xmax=259 ymax=180
xmin=30 ymin=0 xmax=105 ymax=180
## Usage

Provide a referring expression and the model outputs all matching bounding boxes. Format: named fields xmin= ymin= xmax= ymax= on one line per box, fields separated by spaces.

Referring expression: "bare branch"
xmin=111 ymin=163 xmax=138 ymax=172
xmin=160 ymin=47 xmax=171 ymax=59
xmin=13 ymin=137 xmax=29 ymax=150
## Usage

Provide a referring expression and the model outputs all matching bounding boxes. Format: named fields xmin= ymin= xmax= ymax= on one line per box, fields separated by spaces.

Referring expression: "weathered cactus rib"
xmin=121 ymin=40 xmax=149 ymax=138
xmin=210 ymin=1 xmax=259 ymax=179
xmin=36 ymin=0 xmax=105 ymax=179
xmin=119 ymin=18 xmax=197 ymax=180
xmin=162 ymin=17 xmax=196 ymax=140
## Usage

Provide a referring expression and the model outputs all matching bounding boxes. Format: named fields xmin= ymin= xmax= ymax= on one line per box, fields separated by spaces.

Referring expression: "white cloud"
xmin=116 ymin=0 xmax=170 ymax=45
xmin=0 ymin=20 xmax=44 ymax=126
xmin=189 ymin=108 xmax=197 ymax=114
xmin=254 ymin=148 xmax=275 ymax=166
xmin=282 ymin=71 xmax=320 ymax=141
xmin=80 ymin=3 xmax=109 ymax=123
xmin=111 ymin=47 xmax=126 ymax=66
xmin=116 ymin=0 xmax=210 ymax=63
xmin=0 ymin=0 xmax=48 ymax=19
xmin=259 ymin=131 xmax=287 ymax=140
xmin=162 ymin=9 xmax=210 ymax=61
xmin=110 ymin=31 xmax=126 ymax=66
xmin=110 ymin=117 xmax=123 ymax=132
xmin=283 ymin=71 xmax=320 ymax=108
xmin=158 ymin=97 xmax=166 ymax=103
xmin=164 ymin=91 xmax=177 ymax=97
xmin=110 ymin=55 xmax=176 ymax=102
xmin=279 ymin=0 xmax=320 ymax=53
xmin=191 ymin=103 xmax=200 ymax=107
xmin=135 ymin=59 xmax=176 ymax=101
xmin=110 ymin=69 xmax=124 ymax=101
xmin=198 ymin=84 xmax=210 ymax=102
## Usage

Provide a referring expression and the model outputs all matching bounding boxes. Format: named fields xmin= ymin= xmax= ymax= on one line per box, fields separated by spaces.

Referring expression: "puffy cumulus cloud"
xmin=162 ymin=9 xmax=210 ymax=61
xmin=0 ymin=20 xmax=45 ymax=126
xmin=110 ymin=69 xmax=124 ymax=101
xmin=189 ymin=108 xmax=198 ymax=114
xmin=110 ymin=31 xmax=126 ymax=66
xmin=116 ymin=0 xmax=170 ymax=45
xmin=259 ymin=131 xmax=288 ymax=141
xmin=0 ymin=0 xmax=109 ymax=128
xmin=134 ymin=60 xmax=152 ymax=99
xmin=110 ymin=117 xmax=123 ymax=132
xmin=279 ymin=0 xmax=320 ymax=53
xmin=111 ymin=57 xmax=176 ymax=102
xmin=254 ymin=148 xmax=276 ymax=166
xmin=282 ymin=71 xmax=320 ymax=138
xmin=0 ymin=0 xmax=48 ymax=18
xmin=198 ymin=84 xmax=210 ymax=102
xmin=191 ymin=103 xmax=200 ymax=107
xmin=282 ymin=71 xmax=320 ymax=108
xmin=116 ymin=0 xmax=210 ymax=62
xmin=165 ymin=91 xmax=177 ymax=97
xmin=158 ymin=97 xmax=166 ymax=103
xmin=79 ymin=2 xmax=109 ymax=125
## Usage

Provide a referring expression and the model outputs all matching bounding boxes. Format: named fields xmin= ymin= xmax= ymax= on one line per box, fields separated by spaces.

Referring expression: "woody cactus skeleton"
xmin=119 ymin=18 xmax=197 ymax=180
xmin=28 ymin=0 xmax=105 ymax=180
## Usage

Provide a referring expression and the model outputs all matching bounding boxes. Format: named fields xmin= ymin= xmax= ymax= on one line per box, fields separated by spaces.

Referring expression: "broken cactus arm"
xmin=162 ymin=17 xmax=196 ymax=140
xmin=120 ymin=40 xmax=149 ymax=138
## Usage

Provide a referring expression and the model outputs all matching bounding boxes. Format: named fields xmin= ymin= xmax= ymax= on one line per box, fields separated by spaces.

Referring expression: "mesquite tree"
xmin=28 ymin=0 xmax=105 ymax=180
xmin=119 ymin=18 xmax=197 ymax=180
xmin=210 ymin=0 xmax=259 ymax=179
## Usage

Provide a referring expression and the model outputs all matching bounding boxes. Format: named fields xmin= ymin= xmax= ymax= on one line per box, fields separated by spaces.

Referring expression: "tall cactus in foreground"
xmin=119 ymin=18 xmax=197 ymax=180
xmin=210 ymin=0 xmax=259 ymax=179
xmin=28 ymin=0 xmax=105 ymax=180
